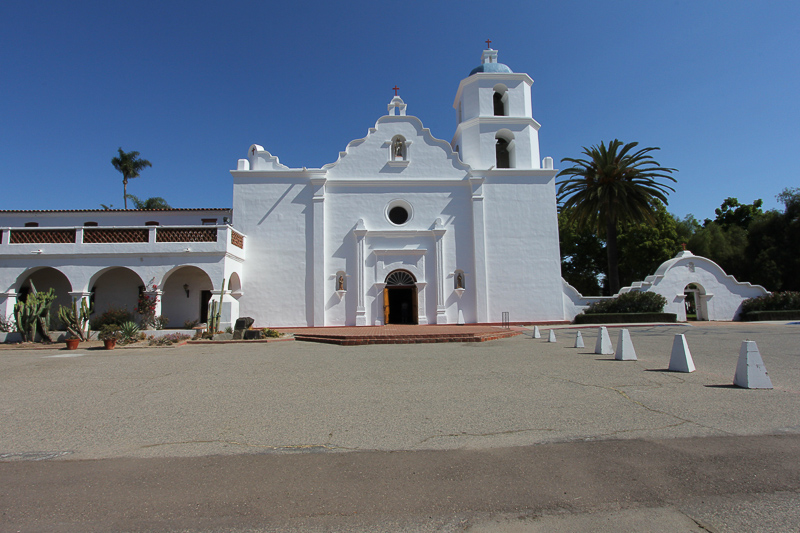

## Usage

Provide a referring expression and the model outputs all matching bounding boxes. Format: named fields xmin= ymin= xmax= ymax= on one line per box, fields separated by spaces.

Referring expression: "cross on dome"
xmin=485 ymin=39 xmax=492 ymax=49
xmin=392 ymin=85 xmax=400 ymax=96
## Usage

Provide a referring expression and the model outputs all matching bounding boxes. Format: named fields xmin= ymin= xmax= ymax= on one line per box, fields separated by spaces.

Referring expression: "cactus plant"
xmin=58 ymin=297 xmax=93 ymax=341
xmin=13 ymin=282 xmax=56 ymax=343
xmin=206 ymin=276 xmax=226 ymax=334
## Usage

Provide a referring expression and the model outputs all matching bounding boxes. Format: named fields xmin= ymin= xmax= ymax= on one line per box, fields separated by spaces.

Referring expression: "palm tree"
xmin=125 ymin=194 xmax=171 ymax=210
xmin=557 ymin=140 xmax=677 ymax=294
xmin=111 ymin=148 xmax=152 ymax=209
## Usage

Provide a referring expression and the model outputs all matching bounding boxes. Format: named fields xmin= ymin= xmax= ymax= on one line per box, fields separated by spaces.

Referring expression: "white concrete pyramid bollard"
xmin=614 ymin=329 xmax=637 ymax=361
xmin=548 ymin=329 xmax=557 ymax=343
xmin=594 ymin=326 xmax=613 ymax=355
xmin=574 ymin=331 xmax=584 ymax=348
xmin=668 ymin=334 xmax=695 ymax=372
xmin=733 ymin=340 xmax=773 ymax=389
xmin=532 ymin=326 xmax=541 ymax=339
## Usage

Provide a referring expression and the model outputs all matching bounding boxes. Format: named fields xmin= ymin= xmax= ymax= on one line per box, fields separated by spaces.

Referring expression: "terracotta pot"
xmin=65 ymin=338 xmax=80 ymax=350
xmin=103 ymin=338 xmax=117 ymax=350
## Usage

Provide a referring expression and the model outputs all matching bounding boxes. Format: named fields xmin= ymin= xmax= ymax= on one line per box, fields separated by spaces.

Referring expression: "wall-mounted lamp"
xmin=183 ymin=284 xmax=190 ymax=298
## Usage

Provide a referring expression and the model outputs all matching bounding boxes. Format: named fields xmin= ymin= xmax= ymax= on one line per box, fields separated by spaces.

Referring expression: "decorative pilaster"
xmin=311 ymin=178 xmax=326 ymax=327
xmin=1 ymin=291 xmax=18 ymax=321
xmin=354 ymin=219 xmax=368 ymax=326
xmin=433 ymin=218 xmax=447 ymax=324
xmin=470 ymin=177 xmax=489 ymax=323
xmin=415 ymin=282 xmax=428 ymax=325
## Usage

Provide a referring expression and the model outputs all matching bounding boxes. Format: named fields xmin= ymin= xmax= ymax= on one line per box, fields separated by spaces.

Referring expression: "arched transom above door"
xmin=386 ymin=270 xmax=416 ymax=286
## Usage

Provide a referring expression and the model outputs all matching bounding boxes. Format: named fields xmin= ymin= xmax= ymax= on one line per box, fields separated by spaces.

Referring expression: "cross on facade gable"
xmin=485 ymin=39 xmax=492 ymax=49
xmin=392 ymin=85 xmax=399 ymax=96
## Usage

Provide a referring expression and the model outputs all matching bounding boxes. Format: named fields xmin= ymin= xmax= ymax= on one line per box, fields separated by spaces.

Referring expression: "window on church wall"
xmin=496 ymin=138 xmax=511 ymax=169
xmin=493 ymin=92 xmax=505 ymax=116
xmin=493 ymin=84 xmax=508 ymax=116
xmin=83 ymin=221 xmax=98 ymax=226
xmin=24 ymin=222 xmax=39 ymax=227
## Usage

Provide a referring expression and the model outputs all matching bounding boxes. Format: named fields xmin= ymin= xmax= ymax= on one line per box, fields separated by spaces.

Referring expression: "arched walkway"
xmin=683 ymin=283 xmax=709 ymax=321
xmin=16 ymin=267 xmax=72 ymax=323
xmin=89 ymin=267 xmax=145 ymax=318
xmin=161 ymin=266 xmax=214 ymax=328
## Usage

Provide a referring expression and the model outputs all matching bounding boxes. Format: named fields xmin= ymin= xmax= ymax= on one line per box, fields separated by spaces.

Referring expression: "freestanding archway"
xmin=384 ymin=270 xmax=418 ymax=325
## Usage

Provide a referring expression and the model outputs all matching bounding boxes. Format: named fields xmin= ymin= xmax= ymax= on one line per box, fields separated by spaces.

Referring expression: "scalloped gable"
xmin=323 ymin=115 xmax=471 ymax=180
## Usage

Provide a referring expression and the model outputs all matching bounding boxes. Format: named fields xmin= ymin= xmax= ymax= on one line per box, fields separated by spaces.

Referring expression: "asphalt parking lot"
xmin=1 ymin=322 xmax=799 ymax=531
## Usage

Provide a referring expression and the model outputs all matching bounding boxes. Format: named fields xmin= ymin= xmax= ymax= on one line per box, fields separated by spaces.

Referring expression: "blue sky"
xmin=2 ymin=1 xmax=798 ymax=220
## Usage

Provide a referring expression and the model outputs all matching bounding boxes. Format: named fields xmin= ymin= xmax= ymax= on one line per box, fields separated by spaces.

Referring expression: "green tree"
xmin=616 ymin=200 xmax=684 ymax=289
xmin=558 ymin=209 xmax=605 ymax=295
xmin=743 ymin=188 xmax=800 ymax=290
xmin=125 ymin=194 xmax=171 ymax=210
xmin=111 ymin=148 xmax=152 ymax=209
xmin=705 ymin=197 xmax=763 ymax=228
xmin=557 ymin=140 xmax=677 ymax=294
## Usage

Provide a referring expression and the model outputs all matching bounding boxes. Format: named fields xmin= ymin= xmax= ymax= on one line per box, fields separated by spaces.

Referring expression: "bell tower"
xmin=452 ymin=47 xmax=542 ymax=170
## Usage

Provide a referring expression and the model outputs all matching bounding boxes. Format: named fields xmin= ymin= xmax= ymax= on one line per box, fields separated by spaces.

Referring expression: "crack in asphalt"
xmin=551 ymin=376 xmax=734 ymax=436
xmin=139 ymin=440 xmax=356 ymax=453
xmin=416 ymin=427 xmax=557 ymax=446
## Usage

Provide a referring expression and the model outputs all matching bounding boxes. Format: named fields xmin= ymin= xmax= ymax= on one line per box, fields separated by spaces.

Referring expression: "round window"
xmin=388 ymin=206 xmax=409 ymax=225
xmin=385 ymin=199 xmax=413 ymax=226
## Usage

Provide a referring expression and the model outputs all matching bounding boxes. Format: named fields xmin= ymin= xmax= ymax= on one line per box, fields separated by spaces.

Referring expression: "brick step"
xmin=293 ymin=330 xmax=521 ymax=346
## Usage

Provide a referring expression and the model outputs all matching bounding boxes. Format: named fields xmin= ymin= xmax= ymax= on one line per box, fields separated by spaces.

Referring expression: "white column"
xmin=433 ymin=219 xmax=447 ymax=324
xmin=311 ymin=178 xmax=326 ymax=327
xmin=354 ymin=219 xmax=368 ymax=326
xmin=209 ymin=290 xmax=236 ymax=330
xmin=143 ymin=289 xmax=163 ymax=320
xmin=470 ymin=178 xmax=489 ymax=323
xmin=67 ymin=291 xmax=92 ymax=336
xmin=1 ymin=228 xmax=9 ymax=245
xmin=1 ymin=291 xmax=18 ymax=321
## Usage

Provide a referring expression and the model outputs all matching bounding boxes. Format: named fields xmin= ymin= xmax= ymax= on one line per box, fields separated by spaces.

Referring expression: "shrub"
xmin=741 ymin=292 xmax=800 ymax=314
xmin=584 ymin=292 xmax=667 ymax=314
xmin=152 ymin=315 xmax=169 ymax=330
xmin=98 ymin=324 xmax=122 ymax=341
xmin=119 ymin=321 xmax=140 ymax=344
xmin=184 ymin=319 xmax=200 ymax=329
xmin=263 ymin=328 xmax=281 ymax=338
xmin=149 ymin=333 xmax=190 ymax=346
xmin=0 ymin=314 xmax=16 ymax=333
xmin=91 ymin=307 xmax=136 ymax=330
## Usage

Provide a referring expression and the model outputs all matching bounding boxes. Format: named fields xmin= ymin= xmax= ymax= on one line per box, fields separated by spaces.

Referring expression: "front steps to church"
xmin=280 ymin=325 xmax=523 ymax=346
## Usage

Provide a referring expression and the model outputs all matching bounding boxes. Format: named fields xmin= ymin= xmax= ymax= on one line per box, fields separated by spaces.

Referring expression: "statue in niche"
xmin=337 ymin=275 xmax=345 ymax=291
xmin=393 ymin=139 xmax=404 ymax=160
xmin=456 ymin=272 xmax=464 ymax=289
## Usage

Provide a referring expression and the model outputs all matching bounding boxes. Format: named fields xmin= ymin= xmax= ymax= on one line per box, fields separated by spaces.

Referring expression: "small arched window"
xmin=493 ymin=84 xmax=508 ymax=116
xmin=493 ymin=92 xmax=505 ymax=116
xmin=496 ymin=138 xmax=511 ymax=169
xmin=24 ymin=222 xmax=39 ymax=227
xmin=145 ymin=221 xmax=159 ymax=226
xmin=83 ymin=221 xmax=98 ymax=226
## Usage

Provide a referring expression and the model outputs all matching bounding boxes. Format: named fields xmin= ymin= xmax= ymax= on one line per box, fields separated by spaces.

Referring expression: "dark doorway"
xmin=387 ymin=287 xmax=417 ymax=324
xmin=200 ymin=290 xmax=212 ymax=323
xmin=383 ymin=270 xmax=418 ymax=325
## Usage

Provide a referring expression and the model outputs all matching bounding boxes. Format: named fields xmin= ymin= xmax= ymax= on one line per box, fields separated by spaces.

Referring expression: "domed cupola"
xmin=469 ymin=48 xmax=514 ymax=76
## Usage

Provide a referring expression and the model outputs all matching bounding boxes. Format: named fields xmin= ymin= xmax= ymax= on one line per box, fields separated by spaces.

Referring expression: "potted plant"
xmin=99 ymin=324 xmax=121 ymax=350
xmin=65 ymin=336 xmax=80 ymax=350
xmin=58 ymin=297 xmax=93 ymax=349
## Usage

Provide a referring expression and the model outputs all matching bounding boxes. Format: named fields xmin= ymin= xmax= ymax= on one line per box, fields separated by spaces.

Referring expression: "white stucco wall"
xmin=619 ymin=251 xmax=769 ymax=321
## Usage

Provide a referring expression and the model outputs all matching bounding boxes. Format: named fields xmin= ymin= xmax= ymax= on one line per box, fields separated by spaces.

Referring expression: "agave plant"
xmin=119 ymin=321 xmax=140 ymax=344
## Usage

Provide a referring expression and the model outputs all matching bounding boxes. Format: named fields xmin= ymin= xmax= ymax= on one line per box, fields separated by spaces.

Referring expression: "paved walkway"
xmin=1 ymin=322 xmax=799 ymax=531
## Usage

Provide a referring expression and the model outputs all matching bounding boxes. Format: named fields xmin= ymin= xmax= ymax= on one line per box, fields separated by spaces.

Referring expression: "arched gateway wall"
xmin=562 ymin=251 xmax=769 ymax=322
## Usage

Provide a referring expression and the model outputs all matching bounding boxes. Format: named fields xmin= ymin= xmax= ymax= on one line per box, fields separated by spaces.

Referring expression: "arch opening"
xmin=162 ymin=266 xmax=214 ymax=328
xmin=15 ymin=267 xmax=73 ymax=329
xmin=89 ymin=267 xmax=145 ymax=324
xmin=684 ymin=283 xmax=708 ymax=321
xmin=383 ymin=270 xmax=418 ymax=325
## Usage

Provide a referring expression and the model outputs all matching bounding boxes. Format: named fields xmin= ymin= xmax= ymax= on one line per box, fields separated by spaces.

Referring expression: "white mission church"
xmin=0 ymin=48 xmax=765 ymax=330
